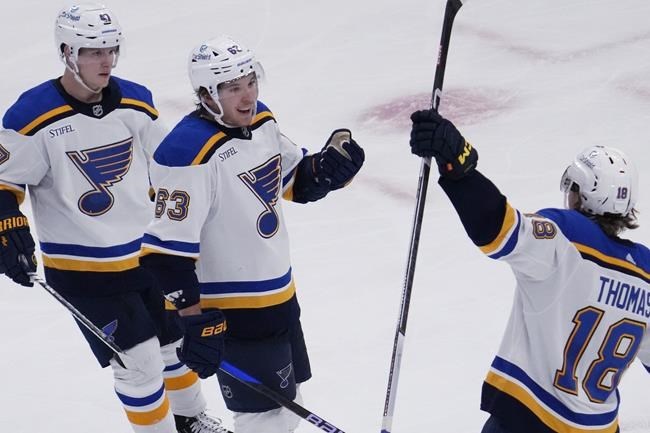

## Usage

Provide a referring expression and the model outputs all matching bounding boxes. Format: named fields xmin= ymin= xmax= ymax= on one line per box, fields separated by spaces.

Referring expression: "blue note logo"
xmin=66 ymin=137 xmax=134 ymax=216
xmin=101 ymin=319 xmax=118 ymax=343
xmin=276 ymin=363 xmax=293 ymax=389
xmin=238 ymin=154 xmax=282 ymax=238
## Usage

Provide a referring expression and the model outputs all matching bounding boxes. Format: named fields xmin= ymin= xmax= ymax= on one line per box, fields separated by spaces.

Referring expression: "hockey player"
xmin=0 ymin=4 xmax=228 ymax=433
xmin=139 ymin=35 xmax=365 ymax=433
xmin=409 ymin=109 xmax=649 ymax=433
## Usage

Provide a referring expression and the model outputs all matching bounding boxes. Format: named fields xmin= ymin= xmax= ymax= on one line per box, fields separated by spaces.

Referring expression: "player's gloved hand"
xmin=0 ymin=209 xmax=36 ymax=287
xmin=177 ymin=310 xmax=227 ymax=379
xmin=314 ymin=129 xmax=365 ymax=190
xmin=410 ymin=109 xmax=478 ymax=180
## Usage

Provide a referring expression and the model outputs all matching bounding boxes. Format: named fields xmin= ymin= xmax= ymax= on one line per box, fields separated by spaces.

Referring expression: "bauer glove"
xmin=314 ymin=129 xmax=365 ymax=190
xmin=177 ymin=311 xmax=227 ymax=379
xmin=410 ymin=110 xmax=478 ymax=180
xmin=0 ymin=209 xmax=36 ymax=287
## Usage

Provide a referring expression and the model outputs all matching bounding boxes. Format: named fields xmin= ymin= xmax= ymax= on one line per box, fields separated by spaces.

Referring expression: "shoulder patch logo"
xmin=0 ymin=143 xmax=9 ymax=165
xmin=238 ymin=154 xmax=282 ymax=238
xmin=66 ymin=137 xmax=134 ymax=216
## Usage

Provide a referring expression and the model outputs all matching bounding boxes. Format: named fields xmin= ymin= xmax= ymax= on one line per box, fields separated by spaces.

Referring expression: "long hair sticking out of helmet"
xmin=188 ymin=35 xmax=265 ymax=127
xmin=560 ymin=145 xmax=639 ymax=236
xmin=55 ymin=3 xmax=123 ymax=94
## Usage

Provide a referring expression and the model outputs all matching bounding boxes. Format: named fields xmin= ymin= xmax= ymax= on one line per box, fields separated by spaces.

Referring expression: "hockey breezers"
xmin=219 ymin=361 xmax=346 ymax=433
xmin=23 ymin=262 xmax=346 ymax=433
xmin=380 ymin=1 xmax=468 ymax=432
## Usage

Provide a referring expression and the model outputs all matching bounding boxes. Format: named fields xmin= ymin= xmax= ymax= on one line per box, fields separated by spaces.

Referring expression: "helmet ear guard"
xmin=560 ymin=145 xmax=638 ymax=217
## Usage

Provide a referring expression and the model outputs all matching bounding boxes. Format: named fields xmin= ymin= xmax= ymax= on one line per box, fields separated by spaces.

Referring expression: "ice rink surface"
xmin=1 ymin=0 xmax=649 ymax=432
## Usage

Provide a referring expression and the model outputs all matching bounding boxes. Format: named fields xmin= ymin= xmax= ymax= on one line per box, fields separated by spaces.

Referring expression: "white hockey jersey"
xmin=141 ymin=102 xmax=306 ymax=328
xmin=0 ymin=77 xmax=165 ymax=274
xmin=480 ymin=204 xmax=650 ymax=433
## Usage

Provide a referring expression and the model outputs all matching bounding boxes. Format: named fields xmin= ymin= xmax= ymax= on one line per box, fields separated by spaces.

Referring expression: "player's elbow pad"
xmin=291 ymin=155 xmax=330 ymax=203
xmin=438 ymin=170 xmax=507 ymax=246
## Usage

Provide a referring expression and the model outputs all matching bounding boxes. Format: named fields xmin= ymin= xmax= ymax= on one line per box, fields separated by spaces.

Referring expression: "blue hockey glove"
xmin=410 ymin=110 xmax=478 ymax=180
xmin=0 ymin=209 xmax=36 ymax=287
xmin=314 ymin=129 xmax=365 ymax=190
xmin=177 ymin=311 xmax=227 ymax=379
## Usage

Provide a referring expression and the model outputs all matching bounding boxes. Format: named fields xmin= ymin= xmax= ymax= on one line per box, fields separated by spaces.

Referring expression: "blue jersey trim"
xmin=154 ymin=113 xmax=221 ymax=167
xmin=115 ymin=384 xmax=165 ymax=407
xmin=164 ymin=362 xmax=184 ymax=372
xmin=489 ymin=210 xmax=521 ymax=259
xmin=112 ymin=76 xmax=155 ymax=107
xmin=2 ymin=80 xmax=69 ymax=133
xmin=200 ymin=268 xmax=292 ymax=295
xmin=492 ymin=356 xmax=619 ymax=425
xmin=141 ymin=233 xmax=200 ymax=254
xmin=282 ymin=148 xmax=308 ymax=187
xmin=40 ymin=238 xmax=142 ymax=258
xmin=154 ymin=101 xmax=275 ymax=168
xmin=538 ymin=209 xmax=650 ymax=278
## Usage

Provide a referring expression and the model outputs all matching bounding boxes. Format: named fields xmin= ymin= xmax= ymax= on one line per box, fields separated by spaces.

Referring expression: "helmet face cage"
xmin=188 ymin=35 xmax=264 ymax=102
xmin=55 ymin=3 xmax=123 ymax=67
xmin=560 ymin=145 xmax=638 ymax=217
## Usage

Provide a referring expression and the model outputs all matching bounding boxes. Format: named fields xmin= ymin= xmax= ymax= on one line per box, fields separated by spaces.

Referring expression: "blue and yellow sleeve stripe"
xmin=479 ymin=203 xmax=521 ymax=259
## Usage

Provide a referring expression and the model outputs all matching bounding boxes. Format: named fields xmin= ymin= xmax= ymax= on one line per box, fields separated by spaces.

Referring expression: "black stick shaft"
xmin=219 ymin=361 xmax=346 ymax=433
xmin=380 ymin=1 xmax=465 ymax=432
xmin=30 ymin=271 xmax=344 ymax=432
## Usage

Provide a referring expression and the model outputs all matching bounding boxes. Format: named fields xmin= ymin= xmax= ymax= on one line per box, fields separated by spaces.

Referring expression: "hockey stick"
xmin=380 ymin=1 xmax=467 ymax=432
xmin=23 ymin=261 xmax=345 ymax=433
xmin=219 ymin=361 xmax=346 ymax=433
xmin=23 ymin=268 xmax=129 ymax=367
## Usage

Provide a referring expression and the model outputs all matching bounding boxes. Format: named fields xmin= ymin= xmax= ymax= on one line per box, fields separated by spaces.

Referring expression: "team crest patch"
xmin=238 ymin=154 xmax=282 ymax=238
xmin=66 ymin=137 xmax=134 ymax=216
xmin=0 ymin=143 xmax=9 ymax=164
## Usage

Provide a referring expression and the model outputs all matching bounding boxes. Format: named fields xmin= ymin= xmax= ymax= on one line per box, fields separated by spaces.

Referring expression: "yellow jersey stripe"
xmin=480 ymin=203 xmax=517 ymax=255
xmin=282 ymin=187 xmax=294 ymax=201
xmin=191 ymin=132 xmax=227 ymax=166
xmin=164 ymin=280 xmax=296 ymax=310
xmin=252 ymin=111 xmax=273 ymax=125
xmin=164 ymin=371 xmax=199 ymax=391
xmin=120 ymin=98 xmax=159 ymax=117
xmin=124 ymin=396 xmax=170 ymax=426
xmin=574 ymin=243 xmax=650 ymax=280
xmin=485 ymin=372 xmax=617 ymax=433
xmin=42 ymin=255 xmax=140 ymax=272
xmin=18 ymin=105 xmax=74 ymax=135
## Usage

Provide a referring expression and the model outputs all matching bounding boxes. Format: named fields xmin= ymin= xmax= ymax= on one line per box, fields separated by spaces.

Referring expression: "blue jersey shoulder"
xmin=257 ymin=100 xmax=271 ymax=115
xmin=154 ymin=113 xmax=220 ymax=167
xmin=112 ymin=76 xmax=155 ymax=108
xmin=537 ymin=208 xmax=650 ymax=273
xmin=3 ymin=80 xmax=68 ymax=132
xmin=155 ymin=101 xmax=275 ymax=168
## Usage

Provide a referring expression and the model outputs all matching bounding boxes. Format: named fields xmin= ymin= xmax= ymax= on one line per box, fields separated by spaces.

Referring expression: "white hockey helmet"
xmin=188 ymin=35 xmax=264 ymax=99
xmin=560 ymin=145 xmax=638 ymax=216
xmin=55 ymin=3 xmax=123 ymax=66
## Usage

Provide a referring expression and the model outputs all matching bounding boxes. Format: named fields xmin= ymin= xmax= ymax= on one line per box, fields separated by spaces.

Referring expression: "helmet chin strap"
xmin=201 ymin=94 xmax=258 ymax=129
xmin=64 ymin=60 xmax=103 ymax=95
xmin=61 ymin=49 xmax=118 ymax=96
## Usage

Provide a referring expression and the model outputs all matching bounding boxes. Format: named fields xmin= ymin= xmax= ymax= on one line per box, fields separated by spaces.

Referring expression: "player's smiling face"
xmin=217 ymin=73 xmax=259 ymax=127
xmin=76 ymin=47 xmax=118 ymax=91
